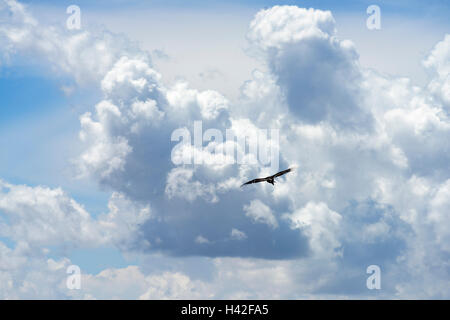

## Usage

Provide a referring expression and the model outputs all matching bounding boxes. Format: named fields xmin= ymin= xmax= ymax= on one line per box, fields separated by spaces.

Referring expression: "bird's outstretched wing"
xmin=272 ymin=167 xmax=293 ymax=178
xmin=240 ymin=178 xmax=266 ymax=187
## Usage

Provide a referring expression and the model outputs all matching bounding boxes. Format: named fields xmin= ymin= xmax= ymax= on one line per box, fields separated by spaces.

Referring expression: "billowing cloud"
xmin=230 ymin=228 xmax=247 ymax=241
xmin=424 ymin=34 xmax=450 ymax=109
xmin=1 ymin=0 xmax=450 ymax=298
xmin=285 ymin=202 xmax=342 ymax=257
xmin=246 ymin=6 xmax=372 ymax=131
xmin=0 ymin=179 xmax=151 ymax=250
xmin=0 ymin=0 xmax=143 ymax=85
xmin=244 ymin=199 xmax=278 ymax=229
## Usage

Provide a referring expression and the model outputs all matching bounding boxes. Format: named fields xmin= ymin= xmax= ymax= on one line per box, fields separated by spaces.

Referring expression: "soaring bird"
xmin=241 ymin=168 xmax=293 ymax=187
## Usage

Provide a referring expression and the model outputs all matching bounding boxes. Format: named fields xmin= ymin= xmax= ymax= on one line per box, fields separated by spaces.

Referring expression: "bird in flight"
xmin=241 ymin=168 xmax=294 ymax=187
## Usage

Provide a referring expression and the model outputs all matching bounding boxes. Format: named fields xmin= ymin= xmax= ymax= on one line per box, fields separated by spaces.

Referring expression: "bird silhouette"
xmin=241 ymin=168 xmax=293 ymax=187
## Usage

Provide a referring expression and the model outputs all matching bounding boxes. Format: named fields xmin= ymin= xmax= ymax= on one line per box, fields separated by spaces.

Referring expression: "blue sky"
xmin=0 ymin=0 xmax=449 ymax=299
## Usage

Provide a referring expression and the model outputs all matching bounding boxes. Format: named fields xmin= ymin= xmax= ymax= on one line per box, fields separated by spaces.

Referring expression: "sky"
xmin=0 ymin=0 xmax=449 ymax=299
